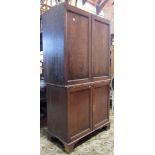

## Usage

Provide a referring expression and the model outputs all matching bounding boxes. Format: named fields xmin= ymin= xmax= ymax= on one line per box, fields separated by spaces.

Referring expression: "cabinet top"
xmin=42 ymin=2 xmax=110 ymax=25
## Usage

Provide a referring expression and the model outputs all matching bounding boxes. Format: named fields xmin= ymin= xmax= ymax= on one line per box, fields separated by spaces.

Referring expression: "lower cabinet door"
xmin=68 ymin=85 xmax=92 ymax=141
xmin=92 ymin=80 xmax=110 ymax=130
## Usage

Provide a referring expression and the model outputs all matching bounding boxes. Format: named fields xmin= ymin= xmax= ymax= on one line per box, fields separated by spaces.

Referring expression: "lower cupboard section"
xmin=46 ymin=79 xmax=110 ymax=153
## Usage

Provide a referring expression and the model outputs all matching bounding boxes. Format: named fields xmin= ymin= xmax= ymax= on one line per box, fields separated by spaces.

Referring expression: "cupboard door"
xmin=92 ymin=16 xmax=110 ymax=79
xmin=92 ymin=80 xmax=110 ymax=130
xmin=66 ymin=10 xmax=91 ymax=83
xmin=68 ymin=85 xmax=92 ymax=140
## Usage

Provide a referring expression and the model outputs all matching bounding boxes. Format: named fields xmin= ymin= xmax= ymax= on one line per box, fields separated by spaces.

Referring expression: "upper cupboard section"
xmin=42 ymin=3 xmax=110 ymax=85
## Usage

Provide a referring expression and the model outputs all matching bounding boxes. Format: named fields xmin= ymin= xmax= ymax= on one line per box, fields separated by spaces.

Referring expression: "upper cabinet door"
xmin=92 ymin=15 xmax=110 ymax=79
xmin=66 ymin=8 xmax=91 ymax=84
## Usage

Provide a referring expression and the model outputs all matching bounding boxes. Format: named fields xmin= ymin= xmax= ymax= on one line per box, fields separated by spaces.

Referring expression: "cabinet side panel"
xmin=46 ymin=84 xmax=68 ymax=141
xmin=42 ymin=5 xmax=65 ymax=84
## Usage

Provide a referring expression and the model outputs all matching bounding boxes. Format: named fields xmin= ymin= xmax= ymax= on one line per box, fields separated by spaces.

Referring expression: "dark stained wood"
xmin=46 ymin=84 xmax=68 ymax=142
xmin=46 ymin=80 xmax=110 ymax=152
xmin=68 ymin=85 xmax=92 ymax=140
xmin=42 ymin=4 xmax=65 ymax=84
xmin=64 ymin=4 xmax=92 ymax=85
xmin=92 ymin=15 xmax=110 ymax=79
xmin=42 ymin=3 xmax=110 ymax=85
xmin=92 ymin=80 xmax=110 ymax=129
xmin=66 ymin=11 xmax=90 ymax=81
xmin=42 ymin=3 xmax=111 ymax=153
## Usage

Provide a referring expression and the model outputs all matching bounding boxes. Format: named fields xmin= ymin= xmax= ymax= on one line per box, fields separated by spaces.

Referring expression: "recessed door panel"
xmin=92 ymin=16 xmax=110 ymax=78
xmin=67 ymin=11 xmax=90 ymax=81
xmin=93 ymin=82 xmax=109 ymax=129
xmin=68 ymin=86 xmax=92 ymax=139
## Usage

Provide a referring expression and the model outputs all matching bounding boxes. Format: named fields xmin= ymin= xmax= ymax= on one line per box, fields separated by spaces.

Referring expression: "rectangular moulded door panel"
xmin=68 ymin=84 xmax=92 ymax=141
xmin=66 ymin=8 xmax=91 ymax=83
xmin=92 ymin=80 xmax=110 ymax=130
xmin=92 ymin=15 xmax=110 ymax=79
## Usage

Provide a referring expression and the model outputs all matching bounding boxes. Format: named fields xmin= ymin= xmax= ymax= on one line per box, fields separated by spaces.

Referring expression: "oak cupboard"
xmin=42 ymin=3 xmax=111 ymax=153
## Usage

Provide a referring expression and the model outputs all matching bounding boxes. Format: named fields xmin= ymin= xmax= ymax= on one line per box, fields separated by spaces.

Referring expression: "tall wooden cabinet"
xmin=42 ymin=3 xmax=111 ymax=153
